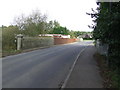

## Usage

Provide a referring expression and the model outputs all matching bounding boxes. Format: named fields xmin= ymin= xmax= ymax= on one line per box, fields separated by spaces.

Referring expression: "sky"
xmin=0 ymin=0 xmax=98 ymax=32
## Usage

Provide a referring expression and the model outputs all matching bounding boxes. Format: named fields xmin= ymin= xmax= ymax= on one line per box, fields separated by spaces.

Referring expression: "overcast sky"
xmin=0 ymin=0 xmax=98 ymax=31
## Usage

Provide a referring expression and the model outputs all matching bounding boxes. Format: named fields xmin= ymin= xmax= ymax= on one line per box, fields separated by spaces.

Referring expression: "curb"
xmin=60 ymin=47 xmax=87 ymax=89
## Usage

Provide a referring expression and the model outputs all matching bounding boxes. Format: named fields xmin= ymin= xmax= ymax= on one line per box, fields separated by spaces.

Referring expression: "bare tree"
xmin=14 ymin=10 xmax=48 ymax=36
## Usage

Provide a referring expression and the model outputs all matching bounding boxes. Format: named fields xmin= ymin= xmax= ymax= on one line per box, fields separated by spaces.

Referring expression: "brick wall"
xmin=54 ymin=38 xmax=78 ymax=45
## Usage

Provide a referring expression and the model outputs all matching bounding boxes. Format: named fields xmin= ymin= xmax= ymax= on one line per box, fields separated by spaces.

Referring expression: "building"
xmin=78 ymin=34 xmax=92 ymax=39
xmin=39 ymin=34 xmax=70 ymax=38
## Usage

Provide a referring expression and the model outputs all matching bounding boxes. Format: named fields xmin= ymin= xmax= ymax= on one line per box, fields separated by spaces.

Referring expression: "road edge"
xmin=2 ymin=42 xmax=79 ymax=58
xmin=60 ymin=46 xmax=87 ymax=89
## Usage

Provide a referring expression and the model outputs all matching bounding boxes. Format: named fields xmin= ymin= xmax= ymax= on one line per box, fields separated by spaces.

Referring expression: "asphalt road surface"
xmin=2 ymin=41 xmax=93 ymax=88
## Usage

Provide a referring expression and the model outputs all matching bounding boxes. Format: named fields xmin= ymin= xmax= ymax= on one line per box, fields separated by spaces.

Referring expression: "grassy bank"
xmin=2 ymin=45 xmax=53 ymax=57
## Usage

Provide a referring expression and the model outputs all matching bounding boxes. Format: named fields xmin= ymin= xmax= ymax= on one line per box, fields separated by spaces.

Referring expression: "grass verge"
xmin=94 ymin=52 xmax=120 ymax=89
xmin=2 ymin=50 xmax=22 ymax=57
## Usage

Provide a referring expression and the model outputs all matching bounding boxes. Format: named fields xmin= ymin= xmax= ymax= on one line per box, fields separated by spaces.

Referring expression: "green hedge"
xmin=2 ymin=29 xmax=19 ymax=51
xmin=22 ymin=37 xmax=54 ymax=50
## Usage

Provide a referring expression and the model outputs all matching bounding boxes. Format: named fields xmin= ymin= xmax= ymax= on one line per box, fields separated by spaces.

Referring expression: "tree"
xmin=68 ymin=30 xmax=75 ymax=38
xmin=51 ymin=26 xmax=69 ymax=35
xmin=14 ymin=10 xmax=48 ymax=36
xmin=87 ymin=2 xmax=120 ymax=71
xmin=53 ymin=20 xmax=60 ymax=28
xmin=46 ymin=20 xmax=54 ymax=33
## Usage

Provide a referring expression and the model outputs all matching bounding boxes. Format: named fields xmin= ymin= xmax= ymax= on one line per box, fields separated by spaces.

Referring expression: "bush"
xmin=2 ymin=26 xmax=20 ymax=51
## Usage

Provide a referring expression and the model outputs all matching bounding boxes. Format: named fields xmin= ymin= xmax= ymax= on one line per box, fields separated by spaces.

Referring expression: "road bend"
xmin=2 ymin=41 xmax=92 ymax=88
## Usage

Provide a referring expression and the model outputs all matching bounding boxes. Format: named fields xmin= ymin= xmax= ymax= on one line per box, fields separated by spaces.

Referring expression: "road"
xmin=2 ymin=41 xmax=92 ymax=88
